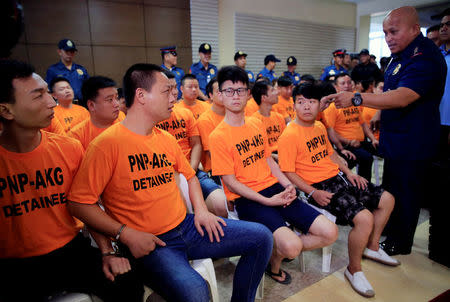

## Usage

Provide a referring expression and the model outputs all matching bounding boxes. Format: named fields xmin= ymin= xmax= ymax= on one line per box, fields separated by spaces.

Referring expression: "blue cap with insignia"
xmin=160 ymin=46 xmax=177 ymax=56
xmin=287 ymin=56 xmax=297 ymax=66
xmin=264 ymin=54 xmax=281 ymax=65
xmin=58 ymin=39 xmax=77 ymax=51
xmin=199 ymin=43 xmax=212 ymax=53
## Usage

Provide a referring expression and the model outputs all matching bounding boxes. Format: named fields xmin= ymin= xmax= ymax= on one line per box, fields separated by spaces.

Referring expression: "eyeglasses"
xmin=220 ymin=87 xmax=248 ymax=97
xmin=440 ymin=21 xmax=450 ymax=28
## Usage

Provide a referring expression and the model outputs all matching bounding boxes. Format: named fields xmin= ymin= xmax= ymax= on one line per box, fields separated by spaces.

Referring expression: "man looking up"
xmin=46 ymin=39 xmax=89 ymax=102
xmin=68 ymin=63 xmax=273 ymax=302
xmin=189 ymin=43 xmax=218 ymax=101
xmin=51 ymin=77 xmax=89 ymax=132
xmin=321 ymin=6 xmax=446 ymax=255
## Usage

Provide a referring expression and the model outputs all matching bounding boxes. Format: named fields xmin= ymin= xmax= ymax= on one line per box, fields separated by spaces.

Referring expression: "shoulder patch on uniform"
xmin=210 ymin=69 xmax=215 ymax=75
xmin=248 ymin=73 xmax=253 ymax=79
xmin=392 ymin=64 xmax=401 ymax=75
xmin=76 ymin=69 xmax=84 ymax=75
xmin=295 ymin=76 xmax=299 ymax=81
xmin=329 ymin=69 xmax=336 ymax=75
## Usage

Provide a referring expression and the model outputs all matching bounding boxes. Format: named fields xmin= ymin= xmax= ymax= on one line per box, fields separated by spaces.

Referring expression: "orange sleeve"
xmin=323 ymin=104 xmax=336 ymax=128
xmin=185 ymin=110 xmax=200 ymax=138
xmin=197 ymin=117 xmax=213 ymax=151
xmin=278 ymin=128 xmax=298 ymax=173
xmin=209 ymin=128 xmax=235 ymax=176
xmin=43 ymin=117 xmax=67 ymax=136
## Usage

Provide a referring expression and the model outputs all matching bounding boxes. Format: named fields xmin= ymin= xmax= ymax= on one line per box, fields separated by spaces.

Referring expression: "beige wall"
xmin=218 ymin=0 xmax=357 ymax=66
xmin=358 ymin=15 xmax=371 ymax=52
xmin=10 ymin=0 xmax=192 ymax=85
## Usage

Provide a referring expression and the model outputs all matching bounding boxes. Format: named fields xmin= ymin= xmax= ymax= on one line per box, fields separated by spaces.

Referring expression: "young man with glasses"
xmin=209 ymin=66 xmax=338 ymax=285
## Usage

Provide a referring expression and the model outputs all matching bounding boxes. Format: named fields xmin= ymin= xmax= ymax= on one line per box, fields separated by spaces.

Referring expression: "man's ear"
xmin=0 ymin=104 xmax=14 ymax=121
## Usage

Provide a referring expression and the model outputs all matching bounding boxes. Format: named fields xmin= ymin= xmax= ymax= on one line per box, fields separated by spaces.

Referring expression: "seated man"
xmin=0 ymin=60 xmax=141 ymax=302
xmin=177 ymin=74 xmax=210 ymax=119
xmin=278 ymin=83 xmax=399 ymax=298
xmin=251 ymin=80 xmax=286 ymax=159
xmin=157 ymin=71 xmax=227 ymax=217
xmin=68 ymin=76 xmax=124 ymax=150
xmin=272 ymin=76 xmax=296 ymax=123
xmin=67 ymin=63 xmax=273 ymax=302
xmin=209 ymin=66 xmax=337 ymax=285
xmin=50 ymin=77 xmax=90 ymax=132
xmin=322 ymin=73 xmax=378 ymax=181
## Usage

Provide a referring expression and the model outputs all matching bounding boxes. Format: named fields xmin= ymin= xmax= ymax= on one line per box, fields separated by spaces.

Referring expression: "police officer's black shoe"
xmin=379 ymin=240 xmax=411 ymax=256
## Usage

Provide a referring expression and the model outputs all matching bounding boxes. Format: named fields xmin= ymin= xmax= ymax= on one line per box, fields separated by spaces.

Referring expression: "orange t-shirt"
xmin=278 ymin=121 xmax=339 ymax=185
xmin=197 ymin=108 xmax=224 ymax=172
xmin=209 ymin=118 xmax=278 ymax=200
xmin=156 ymin=107 xmax=199 ymax=160
xmin=361 ymin=106 xmax=379 ymax=140
xmin=42 ymin=117 xmax=67 ymax=136
xmin=251 ymin=111 xmax=286 ymax=153
xmin=118 ymin=111 xmax=126 ymax=121
xmin=54 ymin=104 xmax=90 ymax=132
xmin=273 ymin=96 xmax=295 ymax=121
xmin=176 ymin=99 xmax=210 ymax=120
xmin=0 ymin=131 xmax=83 ymax=258
xmin=322 ymin=103 xmax=364 ymax=142
xmin=68 ymin=124 xmax=195 ymax=235
xmin=245 ymin=98 xmax=259 ymax=116
xmin=68 ymin=118 xmax=123 ymax=150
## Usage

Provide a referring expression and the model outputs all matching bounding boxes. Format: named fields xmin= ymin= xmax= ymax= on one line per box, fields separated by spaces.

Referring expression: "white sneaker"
xmin=344 ymin=269 xmax=375 ymax=298
xmin=363 ymin=248 xmax=401 ymax=266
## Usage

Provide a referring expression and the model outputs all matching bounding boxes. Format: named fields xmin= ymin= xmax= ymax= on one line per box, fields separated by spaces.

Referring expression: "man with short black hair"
xmin=257 ymin=54 xmax=281 ymax=82
xmin=234 ymin=50 xmax=255 ymax=83
xmin=46 ymin=38 xmax=89 ymax=102
xmin=426 ymin=24 xmax=442 ymax=46
xmin=177 ymin=74 xmax=210 ymax=120
xmin=282 ymin=56 xmax=301 ymax=85
xmin=320 ymin=49 xmax=348 ymax=81
xmin=273 ymin=76 xmax=295 ymax=123
xmin=189 ymin=43 xmax=218 ymax=100
xmin=160 ymin=46 xmax=185 ymax=99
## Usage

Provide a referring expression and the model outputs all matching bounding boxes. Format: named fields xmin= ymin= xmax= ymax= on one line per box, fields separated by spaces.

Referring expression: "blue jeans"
xmin=130 ymin=214 xmax=273 ymax=302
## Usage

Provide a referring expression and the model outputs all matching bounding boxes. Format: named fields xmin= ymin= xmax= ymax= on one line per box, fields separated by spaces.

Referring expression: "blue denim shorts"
xmin=196 ymin=170 xmax=221 ymax=199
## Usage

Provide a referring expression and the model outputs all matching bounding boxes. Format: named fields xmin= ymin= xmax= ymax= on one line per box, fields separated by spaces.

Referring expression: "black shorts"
xmin=310 ymin=172 xmax=384 ymax=226
xmin=235 ymin=183 xmax=321 ymax=233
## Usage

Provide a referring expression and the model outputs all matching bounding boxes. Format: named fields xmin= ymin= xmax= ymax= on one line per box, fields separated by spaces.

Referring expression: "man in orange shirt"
xmin=323 ymin=73 xmax=378 ymax=181
xmin=210 ymin=66 xmax=337 ymax=285
xmin=67 ymin=63 xmax=273 ymax=302
xmin=0 ymin=60 xmax=141 ymax=302
xmin=51 ymin=77 xmax=89 ymax=132
xmin=68 ymin=76 xmax=123 ymax=150
xmin=177 ymin=74 xmax=210 ymax=119
xmin=251 ymin=80 xmax=286 ymax=157
xmin=272 ymin=76 xmax=295 ymax=123
xmin=278 ymin=83 xmax=399 ymax=298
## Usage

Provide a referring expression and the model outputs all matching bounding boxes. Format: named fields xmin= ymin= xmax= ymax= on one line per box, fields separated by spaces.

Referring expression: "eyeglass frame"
xmin=220 ymin=87 xmax=249 ymax=97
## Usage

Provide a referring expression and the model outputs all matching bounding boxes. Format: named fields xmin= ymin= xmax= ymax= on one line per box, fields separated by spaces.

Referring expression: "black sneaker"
xmin=379 ymin=240 xmax=411 ymax=256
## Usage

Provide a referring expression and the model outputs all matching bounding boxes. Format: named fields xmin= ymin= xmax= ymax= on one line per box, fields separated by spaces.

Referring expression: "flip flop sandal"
xmin=265 ymin=264 xmax=292 ymax=285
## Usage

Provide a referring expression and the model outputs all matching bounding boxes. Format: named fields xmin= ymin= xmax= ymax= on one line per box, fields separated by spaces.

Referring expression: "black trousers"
xmin=0 ymin=233 xmax=143 ymax=302
xmin=382 ymin=159 xmax=429 ymax=251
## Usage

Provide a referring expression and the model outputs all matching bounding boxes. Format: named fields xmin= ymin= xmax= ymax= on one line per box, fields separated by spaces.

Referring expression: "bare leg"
xmin=204 ymin=189 xmax=228 ymax=218
xmin=348 ymin=210 xmax=373 ymax=274
xmin=300 ymin=215 xmax=338 ymax=251
xmin=367 ymin=191 xmax=395 ymax=250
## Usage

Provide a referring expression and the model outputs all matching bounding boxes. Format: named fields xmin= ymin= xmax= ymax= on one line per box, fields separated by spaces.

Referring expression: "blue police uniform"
xmin=257 ymin=67 xmax=278 ymax=82
xmin=282 ymin=71 xmax=301 ymax=85
xmin=246 ymin=70 xmax=255 ymax=83
xmin=189 ymin=61 xmax=218 ymax=95
xmin=380 ymin=33 xmax=446 ymax=252
xmin=161 ymin=64 xmax=185 ymax=99
xmin=319 ymin=65 xmax=347 ymax=81
xmin=45 ymin=61 xmax=89 ymax=102
xmin=439 ymin=44 xmax=450 ymax=126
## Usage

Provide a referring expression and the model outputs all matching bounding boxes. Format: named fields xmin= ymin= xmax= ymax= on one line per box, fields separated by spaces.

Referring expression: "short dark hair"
xmin=206 ymin=77 xmax=218 ymax=99
xmin=361 ymin=78 xmax=374 ymax=92
xmin=375 ymin=79 xmax=384 ymax=88
xmin=49 ymin=76 xmax=70 ymax=92
xmin=427 ymin=24 xmax=440 ymax=34
xmin=117 ymin=87 xmax=124 ymax=99
xmin=292 ymin=82 xmax=323 ymax=101
xmin=81 ymin=76 xmax=116 ymax=106
xmin=0 ymin=59 xmax=34 ymax=105
xmin=181 ymin=74 xmax=197 ymax=86
xmin=300 ymin=74 xmax=315 ymax=84
xmin=252 ymin=80 xmax=271 ymax=105
xmin=217 ymin=66 xmax=249 ymax=90
xmin=162 ymin=70 xmax=175 ymax=79
xmin=334 ymin=72 xmax=351 ymax=84
xmin=123 ymin=63 xmax=163 ymax=108
xmin=277 ymin=76 xmax=293 ymax=87
xmin=320 ymin=81 xmax=337 ymax=98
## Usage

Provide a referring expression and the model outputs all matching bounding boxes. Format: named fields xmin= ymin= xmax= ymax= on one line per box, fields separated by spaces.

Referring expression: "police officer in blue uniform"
xmin=282 ymin=56 xmax=301 ymax=85
xmin=321 ymin=6 xmax=446 ymax=256
xmin=45 ymin=39 xmax=89 ymax=102
xmin=160 ymin=46 xmax=185 ymax=99
xmin=320 ymin=49 xmax=348 ymax=81
xmin=257 ymin=54 xmax=280 ymax=82
xmin=189 ymin=43 xmax=218 ymax=100
xmin=234 ymin=51 xmax=255 ymax=83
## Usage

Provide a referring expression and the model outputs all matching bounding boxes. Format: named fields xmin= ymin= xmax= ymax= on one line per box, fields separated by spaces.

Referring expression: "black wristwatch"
xmin=351 ymin=92 xmax=363 ymax=106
